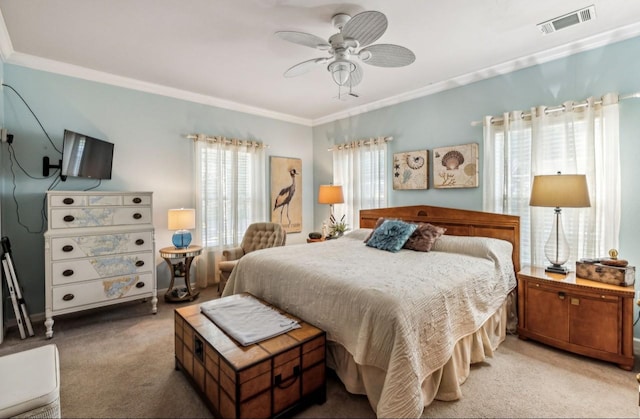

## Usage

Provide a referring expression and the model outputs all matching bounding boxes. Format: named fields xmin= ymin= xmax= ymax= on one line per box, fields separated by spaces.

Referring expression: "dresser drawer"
xmin=52 ymin=252 xmax=154 ymax=285
xmin=50 ymin=231 xmax=153 ymax=261
xmin=50 ymin=193 xmax=151 ymax=208
xmin=52 ymin=273 xmax=153 ymax=311
xmin=50 ymin=207 xmax=151 ymax=229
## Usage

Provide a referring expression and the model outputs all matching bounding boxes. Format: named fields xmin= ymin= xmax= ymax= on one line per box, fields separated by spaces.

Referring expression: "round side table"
xmin=159 ymin=245 xmax=202 ymax=303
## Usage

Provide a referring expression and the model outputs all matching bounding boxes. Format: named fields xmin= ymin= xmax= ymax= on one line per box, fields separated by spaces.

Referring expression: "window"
xmin=483 ymin=95 xmax=621 ymax=268
xmin=332 ymin=137 xmax=389 ymax=229
xmin=195 ymin=137 xmax=266 ymax=249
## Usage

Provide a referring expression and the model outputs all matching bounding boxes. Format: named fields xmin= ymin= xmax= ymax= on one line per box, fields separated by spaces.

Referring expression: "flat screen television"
xmin=61 ymin=129 xmax=114 ymax=180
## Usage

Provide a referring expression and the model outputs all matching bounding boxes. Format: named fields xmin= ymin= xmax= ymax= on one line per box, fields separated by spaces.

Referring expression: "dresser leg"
xmin=151 ymin=293 xmax=158 ymax=314
xmin=45 ymin=316 xmax=54 ymax=339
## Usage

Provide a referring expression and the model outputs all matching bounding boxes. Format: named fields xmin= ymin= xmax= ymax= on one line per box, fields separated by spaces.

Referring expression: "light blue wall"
xmin=0 ymin=65 xmax=314 ymax=314
xmin=313 ymin=35 xmax=640 ymax=335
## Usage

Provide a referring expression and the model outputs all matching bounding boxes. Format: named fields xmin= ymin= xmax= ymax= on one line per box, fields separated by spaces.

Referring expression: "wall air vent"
xmin=537 ymin=5 xmax=596 ymax=35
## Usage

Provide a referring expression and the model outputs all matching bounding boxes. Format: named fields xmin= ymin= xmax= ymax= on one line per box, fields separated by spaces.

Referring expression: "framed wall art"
xmin=270 ymin=156 xmax=302 ymax=233
xmin=393 ymin=150 xmax=429 ymax=190
xmin=433 ymin=143 xmax=479 ymax=189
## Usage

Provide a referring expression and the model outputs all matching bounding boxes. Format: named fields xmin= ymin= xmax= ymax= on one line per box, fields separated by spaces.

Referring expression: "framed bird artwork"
xmin=270 ymin=156 xmax=302 ymax=233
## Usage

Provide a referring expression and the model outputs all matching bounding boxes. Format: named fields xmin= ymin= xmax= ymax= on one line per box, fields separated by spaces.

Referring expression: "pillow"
xmin=365 ymin=219 xmax=417 ymax=252
xmin=363 ymin=217 xmax=399 ymax=243
xmin=403 ymin=223 xmax=446 ymax=252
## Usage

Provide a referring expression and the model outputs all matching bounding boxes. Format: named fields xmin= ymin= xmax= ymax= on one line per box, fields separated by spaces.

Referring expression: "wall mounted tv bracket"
xmin=43 ymin=156 xmax=66 ymax=181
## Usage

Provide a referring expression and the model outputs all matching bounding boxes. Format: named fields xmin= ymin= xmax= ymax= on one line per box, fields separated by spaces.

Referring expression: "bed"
xmin=222 ymin=205 xmax=520 ymax=418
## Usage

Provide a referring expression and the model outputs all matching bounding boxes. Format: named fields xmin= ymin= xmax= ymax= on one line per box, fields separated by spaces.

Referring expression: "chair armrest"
xmin=222 ymin=247 xmax=245 ymax=261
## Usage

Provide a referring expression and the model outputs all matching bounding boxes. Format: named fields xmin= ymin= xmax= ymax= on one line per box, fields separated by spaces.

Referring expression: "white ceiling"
xmin=1 ymin=0 xmax=640 ymax=126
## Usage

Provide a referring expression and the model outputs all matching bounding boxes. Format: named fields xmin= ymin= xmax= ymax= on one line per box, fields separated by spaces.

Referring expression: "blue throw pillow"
xmin=365 ymin=219 xmax=417 ymax=252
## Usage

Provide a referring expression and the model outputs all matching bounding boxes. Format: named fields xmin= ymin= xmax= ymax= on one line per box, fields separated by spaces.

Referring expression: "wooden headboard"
xmin=360 ymin=205 xmax=520 ymax=272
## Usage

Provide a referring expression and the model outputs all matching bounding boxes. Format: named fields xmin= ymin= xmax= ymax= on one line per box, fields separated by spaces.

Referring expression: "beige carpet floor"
xmin=1 ymin=286 xmax=638 ymax=418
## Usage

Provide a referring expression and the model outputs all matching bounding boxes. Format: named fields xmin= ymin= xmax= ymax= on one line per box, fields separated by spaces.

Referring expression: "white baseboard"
xmin=3 ymin=286 xmax=177 ymax=330
xmin=634 ymin=338 xmax=640 ymax=356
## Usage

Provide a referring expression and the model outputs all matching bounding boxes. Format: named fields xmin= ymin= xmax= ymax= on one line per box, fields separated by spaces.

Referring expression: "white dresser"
xmin=44 ymin=191 xmax=158 ymax=338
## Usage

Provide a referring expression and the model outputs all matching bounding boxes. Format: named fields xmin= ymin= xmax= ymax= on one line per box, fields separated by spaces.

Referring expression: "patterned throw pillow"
xmin=365 ymin=219 xmax=417 ymax=252
xmin=403 ymin=223 xmax=446 ymax=252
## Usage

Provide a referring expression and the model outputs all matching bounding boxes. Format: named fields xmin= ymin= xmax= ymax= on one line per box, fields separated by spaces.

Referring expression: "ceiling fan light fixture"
xmin=328 ymin=60 xmax=355 ymax=86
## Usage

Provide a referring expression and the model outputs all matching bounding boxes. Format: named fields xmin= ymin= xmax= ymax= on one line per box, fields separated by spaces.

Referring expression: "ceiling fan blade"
xmin=360 ymin=44 xmax=416 ymax=67
xmin=284 ymin=57 xmax=328 ymax=78
xmin=275 ymin=31 xmax=331 ymax=50
xmin=349 ymin=61 xmax=364 ymax=87
xmin=341 ymin=11 xmax=387 ymax=47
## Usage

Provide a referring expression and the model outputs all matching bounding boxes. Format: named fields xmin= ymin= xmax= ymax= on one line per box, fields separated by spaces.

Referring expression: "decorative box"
xmin=575 ymin=261 xmax=635 ymax=286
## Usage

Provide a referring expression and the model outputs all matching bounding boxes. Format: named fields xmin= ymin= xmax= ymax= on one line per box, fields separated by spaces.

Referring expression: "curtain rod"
xmin=185 ymin=134 xmax=268 ymax=148
xmin=470 ymin=92 xmax=640 ymax=127
xmin=328 ymin=136 xmax=393 ymax=151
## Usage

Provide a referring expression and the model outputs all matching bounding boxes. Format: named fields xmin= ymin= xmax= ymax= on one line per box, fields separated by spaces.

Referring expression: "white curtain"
xmin=483 ymin=93 xmax=620 ymax=268
xmin=332 ymin=137 xmax=388 ymax=231
xmin=193 ymin=135 xmax=266 ymax=287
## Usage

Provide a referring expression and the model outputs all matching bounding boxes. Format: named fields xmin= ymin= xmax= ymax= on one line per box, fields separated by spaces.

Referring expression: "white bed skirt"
xmin=326 ymin=296 xmax=510 ymax=417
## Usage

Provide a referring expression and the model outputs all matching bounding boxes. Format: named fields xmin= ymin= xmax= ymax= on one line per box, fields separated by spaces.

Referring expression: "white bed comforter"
xmin=222 ymin=229 xmax=516 ymax=418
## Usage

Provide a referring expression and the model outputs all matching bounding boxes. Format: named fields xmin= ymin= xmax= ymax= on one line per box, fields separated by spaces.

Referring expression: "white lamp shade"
xmin=529 ymin=174 xmax=591 ymax=208
xmin=168 ymin=208 xmax=196 ymax=230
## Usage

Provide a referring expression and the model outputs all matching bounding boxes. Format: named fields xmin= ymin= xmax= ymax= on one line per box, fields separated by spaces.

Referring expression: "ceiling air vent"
xmin=537 ymin=5 xmax=596 ymax=35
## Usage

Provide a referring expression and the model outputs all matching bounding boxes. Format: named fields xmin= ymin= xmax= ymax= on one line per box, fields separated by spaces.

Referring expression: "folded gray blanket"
xmin=201 ymin=296 xmax=300 ymax=346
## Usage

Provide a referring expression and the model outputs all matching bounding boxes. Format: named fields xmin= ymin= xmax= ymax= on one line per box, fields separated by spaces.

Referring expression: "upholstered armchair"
xmin=218 ymin=222 xmax=287 ymax=292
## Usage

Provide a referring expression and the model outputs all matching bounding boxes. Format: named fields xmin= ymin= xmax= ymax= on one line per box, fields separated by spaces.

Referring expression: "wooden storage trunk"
xmin=175 ymin=293 xmax=326 ymax=419
xmin=575 ymin=261 xmax=635 ymax=286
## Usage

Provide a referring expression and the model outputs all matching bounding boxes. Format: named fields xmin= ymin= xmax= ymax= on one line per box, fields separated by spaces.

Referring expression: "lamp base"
xmin=545 ymin=264 xmax=570 ymax=275
xmin=172 ymin=230 xmax=192 ymax=249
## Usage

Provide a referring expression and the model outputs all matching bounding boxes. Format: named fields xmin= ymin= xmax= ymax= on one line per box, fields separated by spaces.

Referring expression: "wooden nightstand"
xmin=517 ymin=266 xmax=635 ymax=370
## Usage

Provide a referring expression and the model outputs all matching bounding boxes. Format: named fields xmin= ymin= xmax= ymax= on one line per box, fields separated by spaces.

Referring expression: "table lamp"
xmin=318 ymin=185 xmax=344 ymax=219
xmin=168 ymin=208 xmax=196 ymax=249
xmin=529 ymin=172 xmax=590 ymax=274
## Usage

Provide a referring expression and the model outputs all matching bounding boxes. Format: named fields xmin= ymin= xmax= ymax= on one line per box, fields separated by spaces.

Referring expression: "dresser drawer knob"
xmin=62 ymin=245 xmax=74 ymax=252
xmin=62 ymin=269 xmax=74 ymax=277
xmin=62 ymin=293 xmax=75 ymax=301
xmin=62 ymin=197 xmax=75 ymax=205
xmin=135 ymin=282 xmax=145 ymax=288
xmin=558 ymin=292 xmax=566 ymax=300
xmin=133 ymin=213 xmax=142 ymax=220
xmin=135 ymin=260 xmax=145 ymax=267
xmin=63 ymin=215 xmax=75 ymax=222
xmin=135 ymin=239 xmax=145 ymax=246
xmin=132 ymin=197 xmax=142 ymax=204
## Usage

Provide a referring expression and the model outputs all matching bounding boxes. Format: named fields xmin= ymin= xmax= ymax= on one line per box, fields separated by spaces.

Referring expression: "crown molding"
xmin=2 ymin=51 xmax=313 ymax=127
xmin=311 ymin=21 xmax=640 ymax=126
xmin=1 ymin=8 xmax=639 ymax=128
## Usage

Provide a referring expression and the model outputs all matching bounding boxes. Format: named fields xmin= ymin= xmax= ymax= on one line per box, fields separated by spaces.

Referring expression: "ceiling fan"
xmin=275 ymin=10 xmax=415 ymax=96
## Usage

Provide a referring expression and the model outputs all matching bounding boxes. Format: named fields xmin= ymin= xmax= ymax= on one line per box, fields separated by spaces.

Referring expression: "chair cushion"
xmin=0 ymin=344 xmax=60 ymax=418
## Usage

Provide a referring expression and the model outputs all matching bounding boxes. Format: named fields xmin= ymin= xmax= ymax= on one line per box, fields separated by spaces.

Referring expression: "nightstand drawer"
xmin=517 ymin=266 xmax=634 ymax=370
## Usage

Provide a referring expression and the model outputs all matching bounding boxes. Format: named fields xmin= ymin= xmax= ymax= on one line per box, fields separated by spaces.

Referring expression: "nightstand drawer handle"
xmin=558 ymin=292 xmax=566 ymax=300
xmin=62 ymin=197 xmax=75 ymax=205
xmin=63 ymin=293 xmax=74 ymax=301
xmin=571 ymin=298 xmax=580 ymax=306
xmin=63 ymin=215 xmax=75 ymax=222
xmin=62 ymin=269 xmax=74 ymax=277
xmin=135 ymin=239 xmax=145 ymax=245
xmin=135 ymin=282 xmax=145 ymax=289
xmin=132 ymin=197 xmax=142 ymax=204
xmin=135 ymin=260 xmax=145 ymax=267
xmin=133 ymin=213 xmax=142 ymax=220
xmin=62 ymin=245 xmax=74 ymax=252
